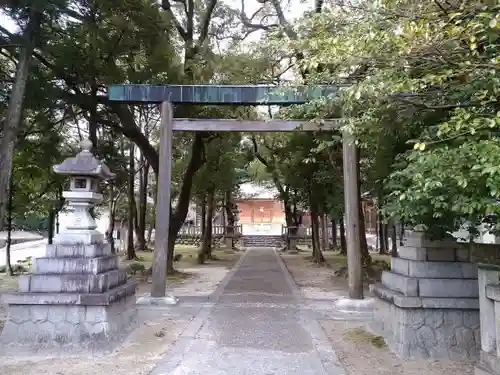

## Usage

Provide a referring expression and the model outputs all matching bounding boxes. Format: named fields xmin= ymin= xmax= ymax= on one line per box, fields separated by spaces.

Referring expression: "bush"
xmin=128 ymin=263 xmax=146 ymax=275
xmin=13 ymin=264 xmax=28 ymax=274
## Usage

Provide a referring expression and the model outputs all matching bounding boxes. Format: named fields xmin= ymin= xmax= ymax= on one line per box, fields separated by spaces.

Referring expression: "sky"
xmin=0 ymin=0 xmax=311 ymax=33
xmin=0 ymin=11 xmax=16 ymax=32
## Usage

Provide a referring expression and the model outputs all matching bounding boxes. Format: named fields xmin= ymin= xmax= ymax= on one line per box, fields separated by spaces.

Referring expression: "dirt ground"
xmin=280 ymin=251 xmax=475 ymax=375
xmin=0 ymin=246 xmax=241 ymax=375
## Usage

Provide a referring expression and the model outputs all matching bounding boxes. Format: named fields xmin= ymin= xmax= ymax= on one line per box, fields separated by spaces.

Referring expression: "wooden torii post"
xmin=107 ymin=84 xmax=362 ymax=301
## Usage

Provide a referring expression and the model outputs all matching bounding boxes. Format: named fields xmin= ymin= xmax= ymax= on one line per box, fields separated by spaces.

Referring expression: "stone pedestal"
xmin=371 ymin=231 xmax=480 ymax=360
xmin=0 ymin=140 xmax=137 ymax=354
xmin=1 ymin=242 xmax=137 ymax=352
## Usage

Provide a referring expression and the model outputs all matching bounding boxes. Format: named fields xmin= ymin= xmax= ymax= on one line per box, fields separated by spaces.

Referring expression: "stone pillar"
xmin=0 ymin=140 xmax=137 ymax=353
xmin=371 ymin=231 xmax=480 ymax=360
xmin=478 ymin=266 xmax=498 ymax=353
xmin=476 ymin=265 xmax=500 ymax=375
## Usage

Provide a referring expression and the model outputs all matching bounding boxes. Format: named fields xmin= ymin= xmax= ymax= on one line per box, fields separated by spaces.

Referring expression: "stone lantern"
xmin=53 ymin=139 xmax=114 ymax=244
xmin=0 ymin=139 xmax=137 ymax=353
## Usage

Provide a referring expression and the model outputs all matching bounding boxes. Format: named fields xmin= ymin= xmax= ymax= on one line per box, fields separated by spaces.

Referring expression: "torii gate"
xmin=107 ymin=84 xmax=362 ymax=301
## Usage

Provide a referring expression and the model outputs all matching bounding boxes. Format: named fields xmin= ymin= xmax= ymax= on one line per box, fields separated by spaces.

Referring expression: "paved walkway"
xmin=149 ymin=248 xmax=346 ymax=375
xmin=0 ymin=239 xmax=47 ymax=267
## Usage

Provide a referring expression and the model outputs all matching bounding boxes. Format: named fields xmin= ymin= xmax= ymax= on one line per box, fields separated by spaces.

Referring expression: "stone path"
xmin=0 ymin=239 xmax=47 ymax=267
xmin=149 ymin=248 xmax=346 ymax=375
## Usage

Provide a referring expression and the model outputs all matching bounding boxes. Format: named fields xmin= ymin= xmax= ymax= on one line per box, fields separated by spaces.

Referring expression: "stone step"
xmin=18 ymin=268 xmax=128 ymax=293
xmin=241 ymin=235 xmax=284 ymax=248
xmin=381 ymin=270 xmax=479 ymax=298
xmin=33 ymin=255 xmax=118 ymax=275
xmin=397 ymin=245 xmax=471 ymax=262
xmin=2 ymin=279 xmax=137 ymax=306
xmin=371 ymin=282 xmax=479 ymax=309
xmin=45 ymin=243 xmax=112 ymax=258
xmin=391 ymin=256 xmax=477 ymax=279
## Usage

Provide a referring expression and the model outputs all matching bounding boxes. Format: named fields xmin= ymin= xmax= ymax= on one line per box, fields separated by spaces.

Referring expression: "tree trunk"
xmin=383 ymin=223 xmax=389 ymax=254
xmin=378 ymin=221 xmax=387 ymax=254
xmin=146 ymin=226 xmax=153 ymax=244
xmin=310 ymin=206 xmax=324 ymax=263
xmin=391 ymin=225 xmax=398 ymax=257
xmin=55 ymin=186 xmax=64 ymax=235
xmin=320 ymin=214 xmax=329 ymax=251
xmin=284 ymin=202 xmax=299 ymax=252
xmin=0 ymin=10 xmax=42 ymax=230
xmin=399 ymin=221 xmax=405 ymax=246
xmin=48 ymin=209 xmax=55 ymax=244
xmin=309 ymin=179 xmax=324 ymax=263
xmin=127 ymin=142 xmax=136 ymax=260
xmin=224 ymin=189 xmax=235 ymax=249
xmin=358 ymin=199 xmax=371 ymax=267
xmin=88 ymin=84 xmax=99 ymax=153
xmin=136 ymin=160 xmax=149 ymax=251
xmin=106 ymin=184 xmax=116 ymax=252
xmin=166 ymin=134 xmax=207 ymax=274
xmin=132 ymin=198 xmax=141 ymax=250
xmin=198 ymin=189 xmax=215 ymax=264
xmin=6 ymin=176 xmax=14 ymax=276
xmin=356 ymin=147 xmax=371 ymax=268
xmin=148 ymin=177 xmax=157 ymax=246
xmin=166 ymin=232 xmax=176 ymax=274
xmin=331 ymin=219 xmax=337 ymax=248
xmin=201 ymin=195 xmax=207 ymax=238
xmin=339 ymin=217 xmax=347 ymax=255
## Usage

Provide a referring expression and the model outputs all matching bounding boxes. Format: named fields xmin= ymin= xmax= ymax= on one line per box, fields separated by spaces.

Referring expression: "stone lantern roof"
xmin=53 ymin=139 xmax=115 ymax=180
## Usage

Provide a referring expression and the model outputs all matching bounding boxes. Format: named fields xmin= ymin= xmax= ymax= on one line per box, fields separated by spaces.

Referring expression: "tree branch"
xmin=186 ymin=0 xmax=194 ymax=41
xmin=161 ymin=0 xmax=188 ymax=41
xmin=269 ymin=0 xmax=298 ymax=39
xmin=195 ymin=0 xmax=218 ymax=50
xmin=239 ymin=0 xmax=278 ymax=31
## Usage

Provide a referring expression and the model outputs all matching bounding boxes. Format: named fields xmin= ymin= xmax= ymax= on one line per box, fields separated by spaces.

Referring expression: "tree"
xmin=0 ymin=3 xmax=43 ymax=230
xmin=289 ymin=0 xmax=500 ymax=243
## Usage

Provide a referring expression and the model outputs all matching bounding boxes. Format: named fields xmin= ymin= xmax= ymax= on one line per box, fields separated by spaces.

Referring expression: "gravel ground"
xmin=321 ymin=320 xmax=474 ymax=375
xmin=0 ymin=311 xmax=187 ymax=375
xmin=280 ymin=252 xmax=475 ymax=375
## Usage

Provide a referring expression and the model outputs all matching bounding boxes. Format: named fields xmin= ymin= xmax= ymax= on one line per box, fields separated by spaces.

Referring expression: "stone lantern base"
xmin=0 ymin=242 xmax=137 ymax=354
xmin=370 ymin=231 xmax=480 ymax=360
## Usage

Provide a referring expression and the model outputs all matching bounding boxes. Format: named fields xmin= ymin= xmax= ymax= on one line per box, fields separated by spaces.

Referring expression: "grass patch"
xmin=121 ymin=245 xmax=238 ymax=282
xmin=167 ymin=270 xmax=192 ymax=283
xmin=323 ymin=252 xmax=391 ymax=283
xmin=324 ymin=252 xmax=391 ymax=266
xmin=344 ymin=327 xmax=387 ymax=349
xmin=120 ymin=246 xmax=200 ymax=266
xmin=0 ymin=274 xmax=19 ymax=293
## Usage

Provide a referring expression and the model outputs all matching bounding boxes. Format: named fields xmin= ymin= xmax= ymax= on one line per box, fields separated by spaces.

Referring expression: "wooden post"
xmin=151 ymin=101 xmax=173 ymax=298
xmin=342 ymin=131 xmax=363 ymax=299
